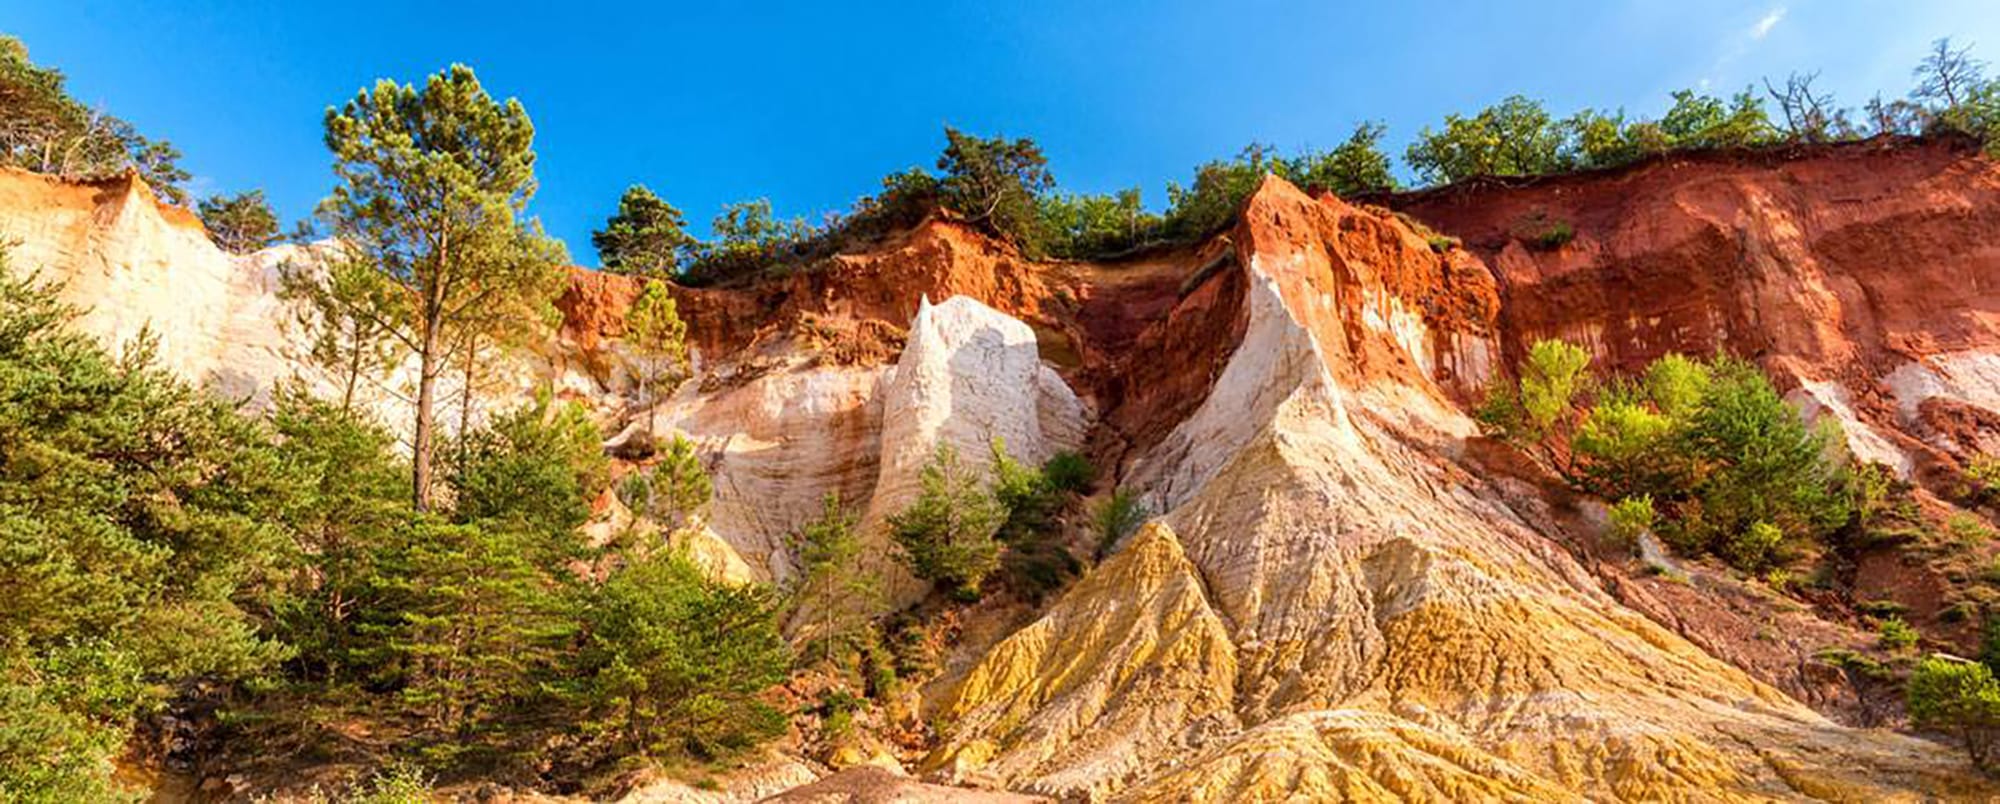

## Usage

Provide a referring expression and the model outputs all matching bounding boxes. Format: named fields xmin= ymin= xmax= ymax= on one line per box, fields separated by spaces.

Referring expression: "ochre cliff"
xmin=1391 ymin=135 xmax=2000 ymax=487
xmin=7 ymin=140 xmax=2000 ymax=800
xmin=927 ymin=170 xmax=1993 ymax=801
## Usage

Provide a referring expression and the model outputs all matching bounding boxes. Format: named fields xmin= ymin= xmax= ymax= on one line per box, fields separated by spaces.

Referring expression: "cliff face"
xmin=1392 ymin=136 xmax=2000 ymax=488
xmin=931 ymin=172 xmax=1990 ymax=801
xmin=8 ymin=143 xmax=2000 ymax=800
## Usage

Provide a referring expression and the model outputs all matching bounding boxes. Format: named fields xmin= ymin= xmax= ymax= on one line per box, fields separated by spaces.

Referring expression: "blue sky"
xmin=6 ymin=1 xmax=1997 ymax=264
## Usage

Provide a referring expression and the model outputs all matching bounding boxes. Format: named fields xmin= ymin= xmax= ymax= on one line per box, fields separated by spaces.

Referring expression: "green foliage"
xmin=1982 ymin=617 xmax=2000 ymax=675
xmin=937 ymin=127 xmax=1054 ymax=254
xmin=888 ymin=444 xmax=1006 ymax=600
xmin=1284 ymin=121 xmax=1398 ymax=196
xmin=594 ymin=185 xmax=696 ymax=276
xmin=1519 ymin=339 xmax=1591 ymax=440
xmin=618 ymin=434 xmax=712 ymax=535
xmin=1161 ymin=143 xmax=1282 ymax=240
xmin=276 ymin=252 xmax=408 ymax=413
xmin=1908 ymin=655 xmax=2000 ymax=770
xmin=1658 ymin=88 xmax=1777 ymax=148
xmin=1484 ymin=343 xmax=1852 ymax=574
xmin=197 ymin=189 xmax=281 ymax=254
xmin=0 ymin=644 xmax=147 ymax=802
xmin=1607 ymin=496 xmax=1655 ymax=550
xmin=1038 ymin=188 xmax=1156 ymax=259
xmin=711 ymin=198 xmax=814 ymax=255
xmin=370 ymin=518 xmax=577 ymax=746
xmin=1723 ymin=521 xmax=1786 ymax=572
xmin=626 ymin=281 xmax=689 ymax=374
xmin=320 ymin=63 xmax=566 ymax=512
xmin=1532 ymin=219 xmax=1573 ymax=249
xmin=787 ymin=493 xmax=878 ymax=668
xmin=0 ymin=35 xmax=189 ymax=203
xmin=1406 ymin=95 xmax=1567 ymax=184
xmin=452 ymin=394 xmax=609 ymax=538
xmin=1949 ymin=512 xmax=1997 ymax=546
xmin=1643 ymin=353 xmax=1713 ymax=418
xmin=267 ymin=385 xmax=407 ymax=682
xmin=625 ymin=280 xmax=690 ymax=447
xmin=1407 ymin=88 xmax=1775 ymax=185
xmin=1968 ymin=453 xmax=2000 ymax=504
xmin=1092 ymin=488 xmax=1150 ymax=559
xmin=1912 ymin=38 xmax=2000 ymax=146
xmin=0 ymin=255 xmax=295 ymax=797
xmin=1573 ymin=385 xmax=1679 ymax=499
xmin=1040 ymin=450 xmax=1095 ymax=495
xmin=985 ymin=441 xmax=1091 ymax=600
xmin=1679 ymin=358 xmax=1851 ymax=551
xmin=582 ymin=549 xmax=789 ymax=759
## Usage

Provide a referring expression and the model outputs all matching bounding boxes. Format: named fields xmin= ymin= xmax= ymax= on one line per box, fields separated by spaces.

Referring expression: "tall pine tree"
xmin=318 ymin=64 xmax=564 ymax=511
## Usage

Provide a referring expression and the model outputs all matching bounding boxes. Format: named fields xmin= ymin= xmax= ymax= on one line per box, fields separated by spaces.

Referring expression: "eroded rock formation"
xmin=8 ymin=140 xmax=2000 ymax=800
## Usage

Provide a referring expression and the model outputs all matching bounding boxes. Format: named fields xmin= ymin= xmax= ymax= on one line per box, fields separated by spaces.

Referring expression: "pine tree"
xmin=453 ymin=394 xmax=610 ymax=540
xmin=266 ymin=384 xmax=408 ymax=682
xmin=594 ymin=185 xmax=695 ymax=276
xmin=276 ymin=251 xmax=408 ymax=413
xmin=787 ymin=493 xmax=878 ymax=665
xmin=197 ymin=189 xmax=281 ymax=254
xmin=937 ymin=127 xmax=1054 ymax=253
xmin=624 ymin=279 xmax=689 ymax=450
xmin=618 ymin=434 xmax=711 ymax=535
xmin=583 ymin=549 xmax=789 ymax=758
xmin=888 ymin=444 xmax=1006 ymax=599
xmin=319 ymin=64 xmax=565 ymax=512
xmin=0 ymin=251 xmax=298 ymax=798
xmin=373 ymin=519 xmax=574 ymax=743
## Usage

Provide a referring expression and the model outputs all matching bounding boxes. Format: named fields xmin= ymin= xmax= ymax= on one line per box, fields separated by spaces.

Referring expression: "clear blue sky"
xmin=5 ymin=1 xmax=1996 ymax=265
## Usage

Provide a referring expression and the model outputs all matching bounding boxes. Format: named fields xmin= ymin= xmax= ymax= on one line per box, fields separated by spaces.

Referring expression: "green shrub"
xmin=619 ymin=434 xmax=713 ymax=535
xmin=1520 ymin=339 xmax=1591 ymax=439
xmin=1481 ymin=345 xmax=1851 ymax=574
xmin=1949 ymin=512 xmax=1998 ymax=546
xmin=938 ymin=127 xmax=1054 ymax=254
xmin=788 ymin=493 xmax=879 ymax=669
xmin=1878 ymin=616 xmax=1920 ymax=652
xmin=1907 ymin=655 xmax=2000 ymax=770
xmin=582 ymin=549 xmax=790 ymax=759
xmin=1534 ymin=219 xmax=1574 ymax=249
xmin=1574 ymin=388 xmax=1678 ymax=500
xmin=1606 ymin=495 xmax=1655 ymax=550
xmin=987 ymin=441 xmax=1089 ymax=601
xmin=1041 ymin=450 xmax=1096 ymax=494
xmin=1678 ymin=358 xmax=1851 ymax=562
xmin=0 ymin=255 xmax=296 ymax=800
xmin=1092 ymin=489 xmax=1151 ymax=559
xmin=888 ymin=445 xmax=1006 ymax=599
xmin=1969 ymin=454 xmax=2000 ymax=503
xmin=197 ymin=189 xmax=281 ymax=254
xmin=1855 ymin=599 xmax=1909 ymax=619
xmin=347 ymin=762 xmax=432 ymax=804
xmin=453 ymin=393 xmax=610 ymax=538
xmin=812 ymin=688 xmax=866 ymax=739
xmin=1723 ymin=521 xmax=1786 ymax=571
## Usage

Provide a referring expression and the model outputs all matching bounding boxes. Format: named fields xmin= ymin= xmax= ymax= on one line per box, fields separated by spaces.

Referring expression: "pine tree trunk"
xmin=340 ymin=318 xmax=364 ymax=413
xmin=413 ymin=324 xmax=440 ymax=512
xmin=458 ymin=329 xmax=479 ymax=470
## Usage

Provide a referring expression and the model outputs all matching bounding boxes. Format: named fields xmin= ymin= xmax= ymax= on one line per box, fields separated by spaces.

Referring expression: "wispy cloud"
xmin=1750 ymin=7 xmax=1787 ymax=41
xmin=1694 ymin=6 xmax=1788 ymax=94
